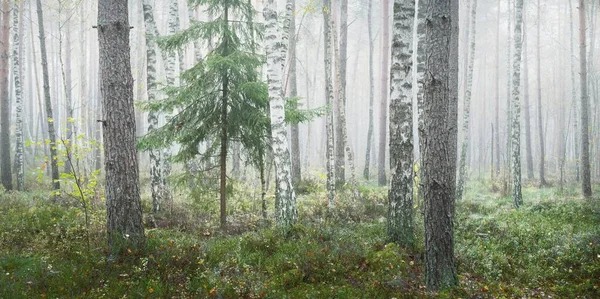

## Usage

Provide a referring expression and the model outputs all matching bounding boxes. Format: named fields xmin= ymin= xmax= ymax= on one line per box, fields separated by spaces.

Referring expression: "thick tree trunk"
xmin=536 ymin=0 xmax=547 ymax=186
xmin=13 ymin=0 xmax=24 ymax=191
xmin=388 ymin=0 xmax=415 ymax=247
xmin=36 ymin=0 xmax=60 ymax=192
xmin=142 ymin=0 xmax=164 ymax=215
xmin=323 ymin=0 xmax=336 ymax=208
xmin=423 ymin=0 xmax=459 ymax=290
xmin=511 ymin=0 xmax=524 ymax=208
xmin=579 ymin=0 xmax=592 ymax=198
xmin=264 ymin=0 xmax=298 ymax=226
xmin=98 ymin=0 xmax=145 ymax=252
xmin=0 ymin=0 xmax=12 ymax=190
xmin=456 ymin=0 xmax=478 ymax=201
xmin=363 ymin=0 xmax=375 ymax=180
xmin=378 ymin=0 xmax=390 ymax=186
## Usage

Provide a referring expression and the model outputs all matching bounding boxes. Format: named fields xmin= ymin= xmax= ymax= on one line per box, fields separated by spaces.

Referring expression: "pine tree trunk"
xmin=423 ymin=0 xmax=459 ymax=290
xmin=536 ymin=0 xmax=547 ymax=186
xmin=98 ymin=0 xmax=145 ymax=253
xmin=288 ymin=0 xmax=301 ymax=185
xmin=12 ymin=0 xmax=24 ymax=191
xmin=522 ymin=12 xmax=534 ymax=181
xmin=36 ymin=0 xmax=60 ymax=192
xmin=511 ymin=0 xmax=524 ymax=208
xmin=264 ymin=0 xmax=298 ymax=226
xmin=323 ymin=0 xmax=336 ymax=208
xmin=0 ymin=0 xmax=12 ymax=191
xmin=363 ymin=0 xmax=375 ymax=180
xmin=378 ymin=0 xmax=390 ymax=186
xmin=142 ymin=0 xmax=164 ymax=215
xmin=579 ymin=0 xmax=592 ymax=198
xmin=456 ymin=0 xmax=478 ymax=201
xmin=388 ymin=0 xmax=415 ymax=247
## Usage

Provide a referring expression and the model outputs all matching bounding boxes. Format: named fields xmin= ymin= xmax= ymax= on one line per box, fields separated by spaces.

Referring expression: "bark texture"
xmin=264 ymin=0 xmax=298 ymax=226
xmin=388 ymin=0 xmax=415 ymax=247
xmin=98 ymin=0 xmax=145 ymax=252
xmin=422 ymin=0 xmax=459 ymax=291
xmin=511 ymin=0 xmax=524 ymax=208
xmin=0 ymin=0 xmax=11 ymax=190
xmin=323 ymin=0 xmax=336 ymax=208
xmin=13 ymin=0 xmax=24 ymax=191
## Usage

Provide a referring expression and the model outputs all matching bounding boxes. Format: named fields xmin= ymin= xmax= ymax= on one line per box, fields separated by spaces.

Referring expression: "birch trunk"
xmin=579 ymin=0 xmax=592 ymax=198
xmin=511 ymin=0 xmax=524 ymax=208
xmin=0 ymin=0 xmax=11 ymax=190
xmin=36 ymin=0 xmax=60 ymax=192
xmin=323 ymin=0 xmax=336 ymax=208
xmin=13 ymin=0 xmax=24 ymax=191
xmin=264 ymin=0 xmax=298 ymax=226
xmin=456 ymin=0 xmax=478 ymax=201
xmin=423 ymin=0 xmax=459 ymax=290
xmin=388 ymin=0 xmax=415 ymax=247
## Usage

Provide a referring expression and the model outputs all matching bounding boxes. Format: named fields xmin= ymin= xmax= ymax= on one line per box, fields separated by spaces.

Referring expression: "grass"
xmin=1 ymin=180 xmax=599 ymax=298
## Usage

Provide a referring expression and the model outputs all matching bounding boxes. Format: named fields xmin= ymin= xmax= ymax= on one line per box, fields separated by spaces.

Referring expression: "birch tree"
xmin=323 ymin=0 xmax=336 ymax=208
xmin=0 ymin=0 xmax=11 ymax=191
xmin=378 ymin=0 xmax=390 ymax=186
xmin=13 ymin=0 xmax=24 ymax=191
xmin=511 ymin=0 xmax=524 ymax=208
xmin=456 ymin=0 xmax=478 ymax=201
xmin=264 ymin=0 xmax=298 ymax=226
xmin=388 ymin=0 xmax=415 ymax=247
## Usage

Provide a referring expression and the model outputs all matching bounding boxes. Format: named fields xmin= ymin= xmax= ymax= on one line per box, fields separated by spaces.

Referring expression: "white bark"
xmin=264 ymin=0 xmax=297 ymax=226
xmin=12 ymin=0 xmax=24 ymax=191
xmin=323 ymin=0 xmax=336 ymax=208
xmin=511 ymin=0 xmax=524 ymax=208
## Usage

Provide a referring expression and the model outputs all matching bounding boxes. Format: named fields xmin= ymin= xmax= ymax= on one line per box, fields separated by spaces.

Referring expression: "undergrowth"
xmin=1 ymin=181 xmax=599 ymax=298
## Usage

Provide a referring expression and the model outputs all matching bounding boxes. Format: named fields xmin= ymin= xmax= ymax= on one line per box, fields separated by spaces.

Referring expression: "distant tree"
xmin=288 ymin=0 xmax=302 ymax=185
xmin=523 ymin=9 xmax=534 ymax=181
xmin=536 ymin=0 xmax=547 ymax=186
xmin=363 ymin=0 xmax=375 ymax=180
xmin=0 ymin=0 xmax=11 ymax=191
xmin=494 ymin=0 xmax=501 ymax=177
xmin=98 ymin=0 xmax=145 ymax=252
xmin=36 ymin=0 xmax=60 ymax=193
xmin=422 ymin=0 xmax=459 ymax=290
xmin=578 ymin=0 xmax=592 ymax=198
xmin=378 ymin=0 xmax=390 ymax=186
xmin=511 ymin=0 xmax=524 ymax=208
xmin=388 ymin=0 xmax=415 ymax=247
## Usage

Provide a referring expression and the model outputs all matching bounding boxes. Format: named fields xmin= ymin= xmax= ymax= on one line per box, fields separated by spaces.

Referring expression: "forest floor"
xmin=1 ymin=179 xmax=599 ymax=298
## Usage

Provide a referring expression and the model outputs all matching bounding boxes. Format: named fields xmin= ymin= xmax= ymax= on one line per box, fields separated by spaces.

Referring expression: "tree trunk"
xmin=36 ymin=0 xmax=60 ymax=192
xmin=456 ymin=0 xmax=478 ymax=201
xmin=579 ymin=0 xmax=592 ymax=198
xmin=0 ymin=0 xmax=12 ymax=190
xmin=378 ymin=0 xmax=390 ymax=186
xmin=423 ymin=0 xmax=459 ymax=290
xmin=363 ymin=0 xmax=375 ymax=180
xmin=323 ymin=0 xmax=336 ymax=208
xmin=388 ymin=0 xmax=415 ymax=247
xmin=98 ymin=0 xmax=145 ymax=253
xmin=522 ymin=11 xmax=534 ymax=181
xmin=12 ymin=0 xmax=24 ymax=191
xmin=536 ymin=0 xmax=547 ymax=186
xmin=264 ymin=0 xmax=298 ymax=226
xmin=511 ymin=0 xmax=524 ymax=208
xmin=142 ymin=0 xmax=164 ymax=216
xmin=333 ymin=0 xmax=346 ymax=189
xmin=59 ymin=8 xmax=74 ymax=175
xmin=288 ymin=0 xmax=301 ymax=185
xmin=494 ymin=0 xmax=501 ymax=177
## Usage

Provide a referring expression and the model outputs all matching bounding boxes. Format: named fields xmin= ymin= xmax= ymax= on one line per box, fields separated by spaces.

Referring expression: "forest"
xmin=0 ymin=0 xmax=599 ymax=297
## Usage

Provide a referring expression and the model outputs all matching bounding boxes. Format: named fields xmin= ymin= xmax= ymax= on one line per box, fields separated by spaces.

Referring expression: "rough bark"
xmin=264 ymin=0 xmax=298 ymax=226
xmin=579 ymin=0 xmax=592 ymax=198
xmin=363 ymin=0 xmax=375 ymax=180
xmin=36 ymin=0 xmax=60 ymax=192
xmin=511 ymin=0 xmax=524 ymax=208
xmin=98 ymin=0 xmax=145 ymax=252
xmin=0 ymin=0 xmax=11 ymax=190
xmin=388 ymin=0 xmax=415 ymax=247
xmin=13 ymin=0 xmax=24 ymax=191
xmin=378 ymin=0 xmax=390 ymax=186
xmin=456 ymin=0 xmax=477 ymax=201
xmin=423 ymin=0 xmax=459 ymax=290
xmin=142 ymin=0 xmax=163 ymax=215
xmin=323 ymin=0 xmax=336 ymax=208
